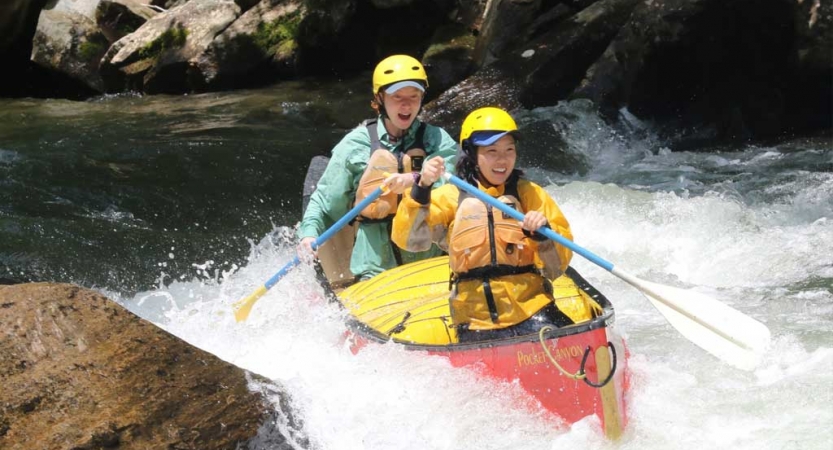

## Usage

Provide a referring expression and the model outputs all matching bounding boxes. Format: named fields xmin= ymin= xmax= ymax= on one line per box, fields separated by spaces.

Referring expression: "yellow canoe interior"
xmin=338 ymin=256 xmax=603 ymax=346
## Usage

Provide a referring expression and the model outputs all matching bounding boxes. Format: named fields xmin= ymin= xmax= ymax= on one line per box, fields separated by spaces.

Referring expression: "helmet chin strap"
xmin=383 ymin=119 xmax=406 ymax=142
xmin=375 ymin=93 xmax=389 ymax=120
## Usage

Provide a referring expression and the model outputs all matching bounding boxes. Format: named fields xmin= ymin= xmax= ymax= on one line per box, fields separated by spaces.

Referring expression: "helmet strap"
xmin=381 ymin=116 xmax=407 ymax=142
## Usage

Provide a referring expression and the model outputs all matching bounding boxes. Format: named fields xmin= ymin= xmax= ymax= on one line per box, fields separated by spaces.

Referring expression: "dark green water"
xmin=0 ymin=77 xmax=370 ymax=293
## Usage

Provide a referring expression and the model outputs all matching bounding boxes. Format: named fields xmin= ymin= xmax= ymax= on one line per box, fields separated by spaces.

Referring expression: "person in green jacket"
xmin=297 ymin=54 xmax=458 ymax=281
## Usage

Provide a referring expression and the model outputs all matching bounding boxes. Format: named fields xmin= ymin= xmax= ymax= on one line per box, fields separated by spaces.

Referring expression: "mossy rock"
xmin=253 ymin=11 xmax=301 ymax=56
xmin=78 ymin=33 xmax=110 ymax=63
xmin=424 ymin=24 xmax=476 ymax=59
xmin=138 ymin=26 xmax=189 ymax=60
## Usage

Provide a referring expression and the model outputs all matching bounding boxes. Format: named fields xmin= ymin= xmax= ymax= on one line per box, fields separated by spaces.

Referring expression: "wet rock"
xmin=473 ymin=0 xmax=542 ymax=68
xmin=95 ymin=0 xmax=158 ymax=43
xmin=30 ymin=9 xmax=108 ymax=92
xmin=422 ymin=23 xmax=478 ymax=97
xmin=0 ymin=283 xmax=293 ymax=450
xmin=100 ymin=0 xmax=241 ymax=93
xmin=424 ymin=0 xmax=638 ymax=129
xmin=423 ymin=0 xmax=833 ymax=146
xmin=194 ymin=0 xmax=305 ymax=90
xmin=4 ymin=0 xmax=831 ymax=141
xmin=571 ymin=0 xmax=832 ymax=142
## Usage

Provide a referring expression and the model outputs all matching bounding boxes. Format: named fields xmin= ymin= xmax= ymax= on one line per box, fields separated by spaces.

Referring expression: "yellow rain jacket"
xmin=392 ymin=177 xmax=573 ymax=330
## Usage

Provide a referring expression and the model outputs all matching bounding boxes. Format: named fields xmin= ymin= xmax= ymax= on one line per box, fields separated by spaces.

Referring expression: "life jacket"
xmin=354 ymin=118 xmax=427 ymax=221
xmin=448 ymin=175 xmax=549 ymax=327
xmin=449 ymin=176 xmax=537 ymax=275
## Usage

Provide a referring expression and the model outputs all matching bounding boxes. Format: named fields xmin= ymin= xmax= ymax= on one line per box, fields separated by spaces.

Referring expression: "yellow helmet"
xmin=372 ymin=55 xmax=429 ymax=94
xmin=459 ymin=107 xmax=518 ymax=146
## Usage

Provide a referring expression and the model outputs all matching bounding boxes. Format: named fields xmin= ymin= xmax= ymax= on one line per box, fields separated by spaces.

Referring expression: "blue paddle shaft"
xmin=263 ymin=186 xmax=386 ymax=289
xmin=445 ymin=174 xmax=614 ymax=272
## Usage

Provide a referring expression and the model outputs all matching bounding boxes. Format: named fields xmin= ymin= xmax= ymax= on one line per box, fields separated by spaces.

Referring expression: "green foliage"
xmin=253 ymin=11 xmax=301 ymax=55
xmin=138 ymin=27 xmax=189 ymax=59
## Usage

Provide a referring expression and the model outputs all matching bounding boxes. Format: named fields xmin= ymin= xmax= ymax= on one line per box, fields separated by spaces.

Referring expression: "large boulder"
xmin=30 ymin=9 xmax=109 ymax=92
xmin=569 ymin=0 xmax=832 ymax=141
xmin=422 ymin=23 xmax=479 ymax=98
xmin=424 ymin=0 xmax=832 ymax=145
xmin=0 ymin=283 xmax=294 ymax=449
xmin=423 ymin=0 xmax=639 ymax=129
xmin=572 ymin=0 xmax=804 ymax=142
xmin=194 ymin=0 xmax=305 ymax=90
xmin=472 ymin=0 xmax=542 ymax=67
xmin=100 ymin=0 xmax=242 ymax=93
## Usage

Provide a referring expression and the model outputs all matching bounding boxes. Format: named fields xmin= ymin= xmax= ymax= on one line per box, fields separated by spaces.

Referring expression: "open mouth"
xmin=397 ymin=113 xmax=411 ymax=121
xmin=492 ymin=168 xmax=507 ymax=173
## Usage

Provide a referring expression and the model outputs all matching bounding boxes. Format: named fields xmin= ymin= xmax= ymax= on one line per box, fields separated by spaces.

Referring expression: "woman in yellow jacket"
xmin=392 ymin=107 xmax=575 ymax=342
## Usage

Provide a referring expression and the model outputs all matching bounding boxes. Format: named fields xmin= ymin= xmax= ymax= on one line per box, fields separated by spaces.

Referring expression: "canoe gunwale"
xmin=344 ymin=306 xmax=615 ymax=352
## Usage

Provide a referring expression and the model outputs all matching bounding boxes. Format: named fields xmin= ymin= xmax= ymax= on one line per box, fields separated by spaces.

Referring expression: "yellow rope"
xmin=538 ymin=326 xmax=586 ymax=380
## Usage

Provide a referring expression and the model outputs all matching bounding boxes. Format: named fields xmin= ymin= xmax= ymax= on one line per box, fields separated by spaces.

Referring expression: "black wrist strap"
xmin=523 ymin=223 xmax=551 ymax=241
xmin=411 ymin=182 xmax=431 ymax=205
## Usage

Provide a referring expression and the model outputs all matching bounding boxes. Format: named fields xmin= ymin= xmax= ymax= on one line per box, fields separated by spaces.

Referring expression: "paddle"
xmin=443 ymin=173 xmax=771 ymax=371
xmin=233 ymin=183 xmax=388 ymax=322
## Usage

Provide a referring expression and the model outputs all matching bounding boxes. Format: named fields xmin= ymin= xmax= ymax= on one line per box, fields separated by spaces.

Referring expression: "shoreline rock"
xmin=0 ymin=282 xmax=299 ymax=449
xmin=3 ymin=0 xmax=830 ymax=145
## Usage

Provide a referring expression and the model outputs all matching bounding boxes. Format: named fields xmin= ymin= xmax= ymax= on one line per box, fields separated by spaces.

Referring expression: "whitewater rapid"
xmin=111 ymin=103 xmax=832 ymax=449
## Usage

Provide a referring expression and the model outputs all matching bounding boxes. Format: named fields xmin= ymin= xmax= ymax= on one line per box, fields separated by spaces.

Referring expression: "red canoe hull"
xmin=346 ymin=322 xmax=629 ymax=438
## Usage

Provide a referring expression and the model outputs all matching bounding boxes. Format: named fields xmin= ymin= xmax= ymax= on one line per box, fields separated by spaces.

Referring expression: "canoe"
xmin=333 ymin=256 xmax=630 ymax=439
xmin=302 ymin=156 xmax=629 ymax=437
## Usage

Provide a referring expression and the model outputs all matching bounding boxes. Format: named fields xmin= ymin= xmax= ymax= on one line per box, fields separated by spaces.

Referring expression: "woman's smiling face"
xmin=476 ymin=134 xmax=517 ymax=187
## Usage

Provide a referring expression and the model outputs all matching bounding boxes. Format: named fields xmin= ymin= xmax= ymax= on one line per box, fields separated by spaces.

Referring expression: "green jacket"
xmin=298 ymin=116 xmax=458 ymax=279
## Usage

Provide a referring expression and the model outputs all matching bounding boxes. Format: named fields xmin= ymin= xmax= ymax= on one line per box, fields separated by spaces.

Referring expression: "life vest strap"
xmin=454 ymin=264 xmax=538 ymax=282
xmin=482 ymin=279 xmax=499 ymax=323
xmin=454 ymin=264 xmax=538 ymax=324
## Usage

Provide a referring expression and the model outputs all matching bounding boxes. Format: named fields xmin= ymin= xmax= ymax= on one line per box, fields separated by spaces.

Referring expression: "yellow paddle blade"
xmin=233 ymin=286 xmax=268 ymax=322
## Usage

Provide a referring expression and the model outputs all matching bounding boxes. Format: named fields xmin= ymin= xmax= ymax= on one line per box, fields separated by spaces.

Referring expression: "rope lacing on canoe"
xmin=538 ymin=326 xmax=586 ymax=380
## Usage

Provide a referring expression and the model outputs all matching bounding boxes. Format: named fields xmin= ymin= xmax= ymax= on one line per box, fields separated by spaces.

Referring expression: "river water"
xmin=1 ymin=80 xmax=831 ymax=449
